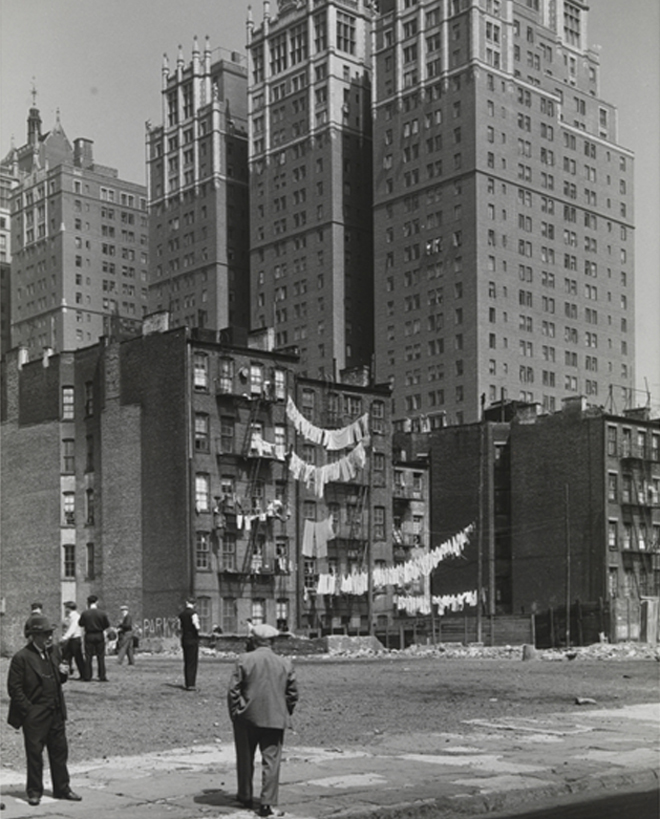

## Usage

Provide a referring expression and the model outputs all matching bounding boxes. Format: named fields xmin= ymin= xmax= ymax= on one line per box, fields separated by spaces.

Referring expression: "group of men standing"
xmin=7 ymin=597 xmax=298 ymax=817
xmin=58 ymin=596 xmax=135 ymax=682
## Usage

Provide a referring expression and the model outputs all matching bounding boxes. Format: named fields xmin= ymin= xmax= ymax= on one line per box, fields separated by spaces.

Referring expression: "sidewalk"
xmin=1 ymin=702 xmax=658 ymax=819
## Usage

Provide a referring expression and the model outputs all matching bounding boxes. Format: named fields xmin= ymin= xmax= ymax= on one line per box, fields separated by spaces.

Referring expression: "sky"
xmin=1 ymin=0 xmax=658 ymax=412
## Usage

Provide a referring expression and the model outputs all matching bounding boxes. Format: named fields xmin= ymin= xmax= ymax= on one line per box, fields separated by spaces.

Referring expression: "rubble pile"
xmin=142 ymin=639 xmax=660 ymax=662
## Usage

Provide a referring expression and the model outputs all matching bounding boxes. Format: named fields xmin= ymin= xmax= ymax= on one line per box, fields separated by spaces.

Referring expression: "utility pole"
xmin=476 ymin=409 xmax=485 ymax=643
xmin=565 ymin=483 xmax=571 ymax=647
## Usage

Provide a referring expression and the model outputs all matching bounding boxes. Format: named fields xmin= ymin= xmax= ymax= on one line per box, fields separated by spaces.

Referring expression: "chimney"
xmin=73 ymin=138 xmax=94 ymax=169
xmin=17 ymin=346 xmax=29 ymax=369
xmin=42 ymin=346 xmax=53 ymax=367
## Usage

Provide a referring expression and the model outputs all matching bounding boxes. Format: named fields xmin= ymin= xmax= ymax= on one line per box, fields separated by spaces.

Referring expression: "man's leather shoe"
xmin=55 ymin=789 xmax=82 ymax=801
xmin=27 ymin=794 xmax=41 ymax=806
xmin=237 ymin=795 xmax=253 ymax=808
xmin=258 ymin=807 xmax=284 ymax=817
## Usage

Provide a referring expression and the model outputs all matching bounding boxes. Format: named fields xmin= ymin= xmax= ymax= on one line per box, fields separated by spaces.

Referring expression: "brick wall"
xmin=510 ymin=411 xmax=607 ymax=614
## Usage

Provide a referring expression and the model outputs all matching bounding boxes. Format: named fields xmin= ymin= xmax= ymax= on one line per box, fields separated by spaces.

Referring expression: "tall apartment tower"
xmin=373 ymin=0 xmax=634 ymax=428
xmin=146 ymin=39 xmax=251 ymax=336
xmin=1 ymin=104 xmax=148 ymax=360
xmin=247 ymin=0 xmax=375 ymax=379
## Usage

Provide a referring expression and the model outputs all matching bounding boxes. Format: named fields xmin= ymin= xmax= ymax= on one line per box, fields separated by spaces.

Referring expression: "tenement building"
xmin=146 ymin=39 xmax=251 ymax=335
xmin=372 ymin=0 xmax=634 ymax=428
xmin=0 ymin=322 xmax=404 ymax=653
xmin=246 ymin=0 xmax=375 ymax=379
xmin=1 ymin=102 xmax=148 ymax=361
xmin=425 ymin=397 xmax=660 ymax=641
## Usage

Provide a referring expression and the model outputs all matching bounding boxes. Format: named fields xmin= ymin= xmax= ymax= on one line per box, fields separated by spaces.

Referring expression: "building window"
xmin=251 ymin=598 xmax=266 ymax=626
xmin=373 ymin=506 xmax=385 ymax=540
xmin=250 ymin=363 xmax=264 ymax=395
xmin=220 ymin=416 xmax=235 ymax=454
xmin=86 ymin=542 xmax=95 ymax=579
xmin=607 ymin=426 xmax=617 ymax=457
xmin=301 ymin=388 xmax=315 ymax=419
xmin=62 ymin=386 xmax=75 ymax=420
xmin=608 ymin=521 xmax=618 ymax=550
xmin=196 ymin=531 xmax=210 ymax=570
xmin=195 ymin=474 xmax=210 ymax=513
xmin=85 ymin=488 xmax=94 ymax=525
xmin=62 ymin=492 xmax=75 ymax=526
xmin=84 ymin=381 xmax=94 ymax=416
xmin=222 ymin=532 xmax=236 ymax=571
xmin=303 ymin=500 xmax=316 ymax=521
xmin=63 ymin=544 xmax=76 ymax=578
xmin=197 ymin=596 xmax=211 ymax=633
xmin=274 ymin=369 xmax=286 ymax=401
xmin=274 ymin=424 xmax=286 ymax=460
xmin=372 ymin=400 xmax=384 ymax=433
xmin=344 ymin=394 xmax=361 ymax=416
xmin=218 ymin=358 xmax=234 ymax=393
xmin=304 ymin=558 xmax=318 ymax=589
xmin=221 ymin=597 xmax=237 ymax=633
xmin=193 ymin=352 xmax=209 ymax=390
xmin=276 ymin=598 xmax=289 ymax=631
xmin=607 ymin=473 xmax=618 ymax=502
xmin=194 ymin=413 xmax=210 ymax=451
xmin=62 ymin=439 xmax=75 ymax=473
xmin=336 ymin=11 xmax=356 ymax=54
xmin=85 ymin=435 xmax=94 ymax=472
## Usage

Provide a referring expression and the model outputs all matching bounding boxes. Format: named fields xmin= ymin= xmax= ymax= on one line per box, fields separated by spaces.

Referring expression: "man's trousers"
xmin=22 ymin=706 xmax=70 ymax=798
xmin=232 ymin=720 xmax=284 ymax=807
xmin=181 ymin=639 xmax=199 ymax=689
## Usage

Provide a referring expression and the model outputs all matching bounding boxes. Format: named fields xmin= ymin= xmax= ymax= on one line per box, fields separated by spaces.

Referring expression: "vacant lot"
xmin=1 ymin=650 xmax=658 ymax=769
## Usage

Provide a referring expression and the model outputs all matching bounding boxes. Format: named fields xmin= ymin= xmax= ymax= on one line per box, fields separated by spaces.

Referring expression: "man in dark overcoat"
xmin=227 ymin=623 xmax=299 ymax=817
xmin=7 ymin=614 xmax=82 ymax=806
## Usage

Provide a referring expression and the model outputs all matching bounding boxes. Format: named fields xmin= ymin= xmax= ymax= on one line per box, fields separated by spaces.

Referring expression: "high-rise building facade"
xmin=0 ymin=166 xmax=14 ymax=357
xmin=146 ymin=39 xmax=251 ymax=335
xmin=373 ymin=0 xmax=634 ymax=429
xmin=247 ymin=0 xmax=375 ymax=379
xmin=1 ymin=105 xmax=148 ymax=360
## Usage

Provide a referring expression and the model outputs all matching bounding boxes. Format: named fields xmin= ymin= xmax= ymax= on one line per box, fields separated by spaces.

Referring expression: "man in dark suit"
xmin=227 ymin=623 xmax=299 ymax=817
xmin=7 ymin=614 xmax=82 ymax=806
xmin=79 ymin=595 xmax=110 ymax=681
xmin=178 ymin=598 xmax=200 ymax=690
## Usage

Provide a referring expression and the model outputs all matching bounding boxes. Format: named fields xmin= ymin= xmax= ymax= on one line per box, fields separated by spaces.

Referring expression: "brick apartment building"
xmin=1 ymin=103 xmax=148 ymax=361
xmin=146 ymin=39 xmax=251 ymax=335
xmin=1 ymin=323 xmax=407 ymax=653
xmin=425 ymin=398 xmax=660 ymax=640
xmin=372 ymin=0 xmax=635 ymax=428
xmin=292 ymin=373 xmax=395 ymax=633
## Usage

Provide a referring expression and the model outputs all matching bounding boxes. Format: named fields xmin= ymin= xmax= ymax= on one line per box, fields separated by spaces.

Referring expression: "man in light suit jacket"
xmin=227 ymin=623 xmax=298 ymax=817
xmin=7 ymin=615 xmax=82 ymax=806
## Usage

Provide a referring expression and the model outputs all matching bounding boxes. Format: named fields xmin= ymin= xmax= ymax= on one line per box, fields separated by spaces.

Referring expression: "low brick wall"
xmin=138 ymin=633 xmax=388 ymax=656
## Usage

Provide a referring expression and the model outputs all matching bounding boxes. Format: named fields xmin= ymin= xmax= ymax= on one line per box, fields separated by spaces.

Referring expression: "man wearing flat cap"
xmin=227 ymin=623 xmax=299 ymax=817
xmin=7 ymin=614 xmax=82 ymax=806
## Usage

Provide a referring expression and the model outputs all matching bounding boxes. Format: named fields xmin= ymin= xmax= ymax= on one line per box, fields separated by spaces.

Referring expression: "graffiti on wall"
xmin=141 ymin=616 xmax=180 ymax=639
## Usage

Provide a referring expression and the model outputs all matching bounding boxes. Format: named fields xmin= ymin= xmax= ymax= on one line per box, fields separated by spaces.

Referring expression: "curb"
xmin=315 ymin=767 xmax=660 ymax=819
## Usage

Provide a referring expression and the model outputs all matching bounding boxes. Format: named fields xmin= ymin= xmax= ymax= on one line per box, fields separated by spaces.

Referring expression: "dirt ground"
xmin=1 ymin=648 xmax=658 ymax=771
